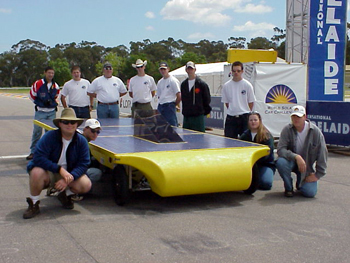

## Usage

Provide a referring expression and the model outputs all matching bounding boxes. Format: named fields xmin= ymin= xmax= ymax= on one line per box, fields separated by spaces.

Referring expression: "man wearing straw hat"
xmin=23 ymin=108 xmax=91 ymax=219
xmin=129 ymin=59 xmax=157 ymax=117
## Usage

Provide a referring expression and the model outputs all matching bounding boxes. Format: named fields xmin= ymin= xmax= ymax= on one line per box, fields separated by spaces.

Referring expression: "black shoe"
xmin=26 ymin=153 xmax=34 ymax=160
xmin=284 ymin=191 xmax=294 ymax=197
xmin=57 ymin=191 xmax=74 ymax=209
xmin=23 ymin=198 xmax=40 ymax=219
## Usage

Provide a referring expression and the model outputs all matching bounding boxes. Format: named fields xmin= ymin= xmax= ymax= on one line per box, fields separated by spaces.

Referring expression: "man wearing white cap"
xmin=276 ymin=105 xmax=328 ymax=198
xmin=82 ymin=119 xmax=103 ymax=184
xmin=157 ymin=62 xmax=181 ymax=126
xmin=129 ymin=59 xmax=157 ymax=117
xmin=180 ymin=61 xmax=211 ymax=132
xmin=87 ymin=62 xmax=127 ymax=118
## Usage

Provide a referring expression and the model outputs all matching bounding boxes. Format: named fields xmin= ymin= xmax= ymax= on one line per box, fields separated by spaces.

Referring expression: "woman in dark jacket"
xmin=240 ymin=111 xmax=275 ymax=190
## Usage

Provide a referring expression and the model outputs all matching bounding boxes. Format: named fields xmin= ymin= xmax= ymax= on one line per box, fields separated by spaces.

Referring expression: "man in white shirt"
xmin=129 ymin=59 xmax=157 ymax=117
xmin=157 ymin=62 xmax=181 ymax=126
xmin=87 ymin=62 xmax=127 ymax=118
xmin=61 ymin=66 xmax=91 ymax=118
xmin=221 ymin=61 xmax=256 ymax=139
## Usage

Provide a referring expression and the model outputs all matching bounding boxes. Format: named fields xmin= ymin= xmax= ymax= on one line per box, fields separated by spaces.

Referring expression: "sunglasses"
xmin=136 ymin=65 xmax=144 ymax=68
xmin=60 ymin=120 xmax=78 ymax=125
xmin=104 ymin=67 xmax=112 ymax=70
xmin=90 ymin=128 xmax=101 ymax=134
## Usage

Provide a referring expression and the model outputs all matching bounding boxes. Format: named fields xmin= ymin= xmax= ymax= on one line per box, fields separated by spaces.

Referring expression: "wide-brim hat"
xmin=132 ymin=59 xmax=147 ymax=68
xmin=53 ymin=108 xmax=84 ymax=128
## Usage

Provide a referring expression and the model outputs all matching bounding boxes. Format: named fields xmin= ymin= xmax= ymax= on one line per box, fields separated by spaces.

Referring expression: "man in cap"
xmin=23 ymin=108 xmax=91 ymax=219
xmin=82 ymin=119 xmax=103 ymax=185
xmin=61 ymin=65 xmax=92 ymax=118
xmin=87 ymin=62 xmax=127 ymax=118
xmin=27 ymin=66 xmax=60 ymax=160
xmin=129 ymin=59 xmax=157 ymax=117
xmin=180 ymin=61 xmax=211 ymax=132
xmin=222 ymin=61 xmax=256 ymax=139
xmin=157 ymin=62 xmax=181 ymax=126
xmin=276 ymin=105 xmax=327 ymax=198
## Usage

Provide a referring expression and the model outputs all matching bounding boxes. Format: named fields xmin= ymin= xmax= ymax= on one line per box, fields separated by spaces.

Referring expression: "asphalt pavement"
xmin=1 ymin=93 xmax=350 ymax=263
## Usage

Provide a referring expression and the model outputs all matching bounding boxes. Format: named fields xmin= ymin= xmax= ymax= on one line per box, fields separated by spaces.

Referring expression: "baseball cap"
xmin=84 ymin=119 xmax=101 ymax=129
xmin=290 ymin=105 xmax=306 ymax=117
xmin=159 ymin=62 xmax=168 ymax=69
xmin=186 ymin=61 xmax=196 ymax=69
xmin=103 ymin=62 xmax=112 ymax=69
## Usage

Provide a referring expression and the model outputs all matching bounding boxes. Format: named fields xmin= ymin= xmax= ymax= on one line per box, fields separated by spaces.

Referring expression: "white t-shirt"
xmin=61 ymin=78 xmax=90 ymax=107
xmin=129 ymin=75 xmax=157 ymax=103
xmin=58 ymin=138 xmax=72 ymax=170
xmin=188 ymin=79 xmax=195 ymax=92
xmin=221 ymin=78 xmax=256 ymax=116
xmin=157 ymin=75 xmax=180 ymax=104
xmin=88 ymin=76 xmax=127 ymax=103
xmin=296 ymin=121 xmax=309 ymax=155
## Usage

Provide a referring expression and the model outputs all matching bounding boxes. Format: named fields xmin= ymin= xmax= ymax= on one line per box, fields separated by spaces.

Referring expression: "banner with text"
xmin=308 ymin=0 xmax=347 ymax=101
xmin=307 ymin=101 xmax=350 ymax=146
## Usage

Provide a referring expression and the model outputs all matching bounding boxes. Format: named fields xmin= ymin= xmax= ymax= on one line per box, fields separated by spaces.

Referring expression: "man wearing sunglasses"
xmin=87 ymin=62 xmax=127 ymax=118
xmin=129 ymin=59 xmax=157 ymax=117
xmin=222 ymin=61 xmax=256 ymax=139
xmin=23 ymin=108 xmax=91 ymax=219
xmin=82 ymin=119 xmax=103 ymax=190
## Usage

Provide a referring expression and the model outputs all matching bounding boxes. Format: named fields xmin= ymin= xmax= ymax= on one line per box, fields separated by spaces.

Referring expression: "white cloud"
xmin=188 ymin=32 xmax=215 ymax=40
xmin=0 ymin=8 xmax=12 ymax=14
xmin=233 ymin=21 xmax=276 ymax=39
xmin=160 ymin=0 xmax=273 ymax=26
xmin=145 ymin=11 xmax=155 ymax=19
xmin=233 ymin=21 xmax=275 ymax=32
xmin=146 ymin=26 xmax=155 ymax=31
xmin=235 ymin=3 xmax=273 ymax=14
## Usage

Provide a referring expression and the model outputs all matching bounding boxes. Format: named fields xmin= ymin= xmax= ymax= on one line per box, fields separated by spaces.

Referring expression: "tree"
xmin=228 ymin=37 xmax=246 ymax=49
xmin=0 ymin=51 xmax=19 ymax=87
xmin=247 ymin=37 xmax=276 ymax=50
xmin=49 ymin=58 xmax=71 ymax=86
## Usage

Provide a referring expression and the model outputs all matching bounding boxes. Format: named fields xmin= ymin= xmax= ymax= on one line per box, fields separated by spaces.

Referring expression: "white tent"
xmin=170 ymin=62 xmax=229 ymax=95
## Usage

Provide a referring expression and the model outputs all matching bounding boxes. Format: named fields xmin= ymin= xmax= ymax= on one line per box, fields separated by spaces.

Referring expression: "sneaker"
xmin=57 ymin=191 xmax=74 ymax=209
xmin=284 ymin=191 xmax=294 ymax=197
xmin=71 ymin=194 xmax=84 ymax=202
xmin=23 ymin=198 xmax=40 ymax=219
xmin=26 ymin=153 xmax=34 ymax=160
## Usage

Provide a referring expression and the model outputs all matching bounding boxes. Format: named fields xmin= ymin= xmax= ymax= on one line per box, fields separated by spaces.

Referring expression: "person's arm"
xmin=120 ymin=92 xmax=127 ymax=97
xmin=129 ymin=92 xmax=133 ymax=98
xmin=175 ymin=92 xmax=181 ymax=105
xmin=248 ymin=102 xmax=254 ymax=111
xmin=225 ymin=103 xmax=229 ymax=109
xmin=61 ymin=95 xmax=68 ymax=108
xmin=68 ymin=134 xmax=90 ymax=180
xmin=314 ymin=131 xmax=328 ymax=179
xmin=151 ymin=90 xmax=156 ymax=97
xmin=277 ymin=125 xmax=298 ymax=161
xmin=201 ymin=80 xmax=211 ymax=115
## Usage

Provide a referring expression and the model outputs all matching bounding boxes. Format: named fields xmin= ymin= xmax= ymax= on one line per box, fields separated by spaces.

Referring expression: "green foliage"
xmin=0 ymin=35 xmax=288 ymax=86
xmin=48 ymin=58 xmax=71 ymax=86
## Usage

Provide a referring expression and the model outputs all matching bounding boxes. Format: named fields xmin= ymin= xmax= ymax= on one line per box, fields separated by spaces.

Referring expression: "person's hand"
xmin=295 ymin=155 xmax=306 ymax=173
xmin=55 ymin=178 xmax=68 ymax=192
xmin=59 ymin=167 xmax=74 ymax=184
xmin=305 ymin=173 xmax=318 ymax=183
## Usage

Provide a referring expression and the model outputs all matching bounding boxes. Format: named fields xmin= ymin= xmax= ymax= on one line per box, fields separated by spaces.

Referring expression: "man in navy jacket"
xmin=23 ymin=108 xmax=91 ymax=219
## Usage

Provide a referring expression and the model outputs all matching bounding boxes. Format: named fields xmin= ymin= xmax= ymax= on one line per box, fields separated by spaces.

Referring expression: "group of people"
xmin=23 ymin=59 xmax=328 ymax=219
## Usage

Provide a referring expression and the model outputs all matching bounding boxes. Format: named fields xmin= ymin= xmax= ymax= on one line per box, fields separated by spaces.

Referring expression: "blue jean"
xmin=276 ymin=157 xmax=318 ymax=197
xmin=69 ymin=105 xmax=90 ymax=118
xmin=224 ymin=113 xmax=249 ymax=139
xmin=258 ymin=165 xmax=275 ymax=190
xmin=30 ymin=110 xmax=56 ymax=154
xmin=97 ymin=104 xmax=119 ymax=118
xmin=158 ymin=102 xmax=178 ymax=126
xmin=87 ymin=168 xmax=102 ymax=183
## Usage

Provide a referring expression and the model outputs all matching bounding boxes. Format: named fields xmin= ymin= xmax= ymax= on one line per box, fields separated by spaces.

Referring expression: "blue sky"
xmin=0 ymin=0 xmax=348 ymax=53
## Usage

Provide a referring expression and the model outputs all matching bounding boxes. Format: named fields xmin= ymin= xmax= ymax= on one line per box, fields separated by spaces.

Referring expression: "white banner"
xmin=252 ymin=63 xmax=307 ymax=136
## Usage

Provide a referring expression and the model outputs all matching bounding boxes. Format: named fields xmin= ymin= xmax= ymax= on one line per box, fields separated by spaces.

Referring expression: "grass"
xmin=0 ymin=88 xmax=30 ymax=94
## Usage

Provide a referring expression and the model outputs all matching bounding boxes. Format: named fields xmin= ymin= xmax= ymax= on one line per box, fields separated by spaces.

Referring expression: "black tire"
xmin=112 ymin=165 xmax=131 ymax=206
xmin=243 ymin=164 xmax=259 ymax=195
